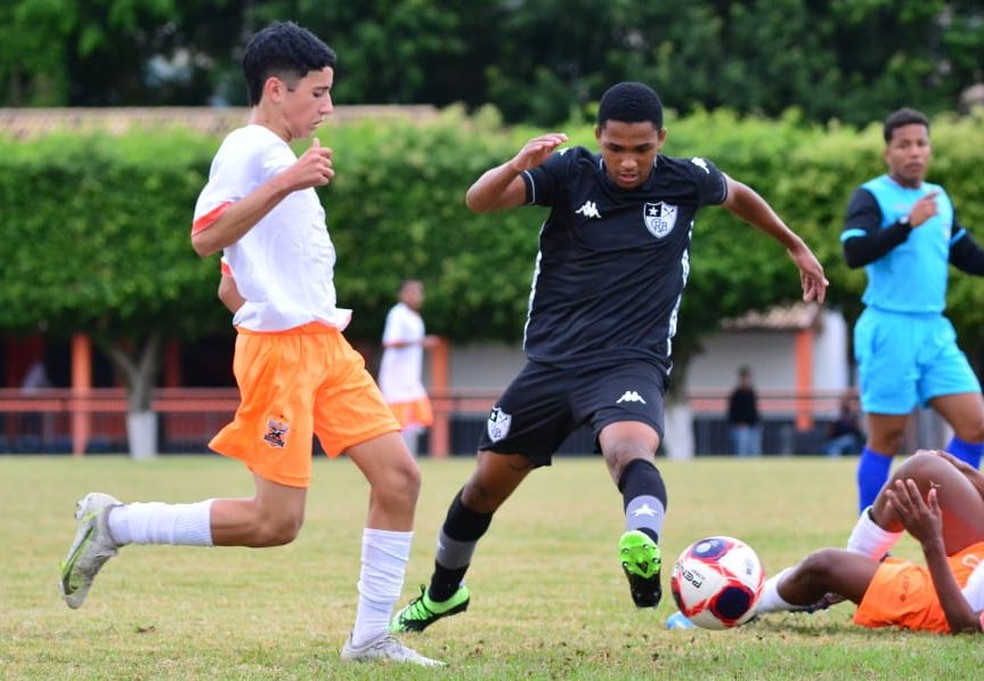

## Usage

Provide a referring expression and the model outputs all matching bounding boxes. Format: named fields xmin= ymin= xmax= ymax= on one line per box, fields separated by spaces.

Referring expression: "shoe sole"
xmin=620 ymin=531 xmax=662 ymax=608
xmin=620 ymin=534 xmax=661 ymax=579
xmin=59 ymin=507 xmax=100 ymax=608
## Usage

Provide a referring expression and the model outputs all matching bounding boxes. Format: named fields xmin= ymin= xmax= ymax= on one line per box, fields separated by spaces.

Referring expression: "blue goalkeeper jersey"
xmin=841 ymin=174 xmax=954 ymax=313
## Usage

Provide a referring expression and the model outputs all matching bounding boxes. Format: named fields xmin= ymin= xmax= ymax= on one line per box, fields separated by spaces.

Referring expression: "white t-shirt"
xmin=378 ymin=302 xmax=427 ymax=403
xmin=193 ymin=125 xmax=351 ymax=332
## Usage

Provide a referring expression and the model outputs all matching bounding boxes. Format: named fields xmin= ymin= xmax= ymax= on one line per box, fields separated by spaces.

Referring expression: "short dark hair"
xmin=597 ymin=82 xmax=663 ymax=129
xmin=242 ymin=21 xmax=337 ymax=106
xmin=883 ymin=107 xmax=930 ymax=143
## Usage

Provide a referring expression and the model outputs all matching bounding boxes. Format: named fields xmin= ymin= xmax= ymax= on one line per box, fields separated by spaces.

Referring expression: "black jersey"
xmin=519 ymin=146 xmax=727 ymax=369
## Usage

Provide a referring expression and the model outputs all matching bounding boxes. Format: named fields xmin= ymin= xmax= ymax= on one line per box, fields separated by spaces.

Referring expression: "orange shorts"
xmin=209 ymin=323 xmax=400 ymax=488
xmin=388 ymin=396 xmax=434 ymax=429
xmin=854 ymin=541 xmax=984 ymax=633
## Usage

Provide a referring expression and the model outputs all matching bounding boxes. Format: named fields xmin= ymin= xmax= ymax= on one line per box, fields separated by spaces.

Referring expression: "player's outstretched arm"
xmin=465 ymin=133 xmax=568 ymax=213
xmin=720 ymin=176 xmax=828 ymax=303
xmin=887 ymin=479 xmax=982 ymax=634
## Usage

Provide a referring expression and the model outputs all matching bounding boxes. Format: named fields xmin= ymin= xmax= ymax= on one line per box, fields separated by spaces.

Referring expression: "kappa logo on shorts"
xmin=616 ymin=390 xmax=647 ymax=405
xmin=486 ymin=406 xmax=512 ymax=443
xmin=263 ymin=418 xmax=290 ymax=448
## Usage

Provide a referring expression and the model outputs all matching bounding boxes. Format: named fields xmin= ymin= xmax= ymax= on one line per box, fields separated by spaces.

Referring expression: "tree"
xmin=0 ymin=0 xmax=244 ymax=106
xmin=4 ymin=1 xmax=982 ymax=125
xmin=0 ymin=130 xmax=225 ymax=454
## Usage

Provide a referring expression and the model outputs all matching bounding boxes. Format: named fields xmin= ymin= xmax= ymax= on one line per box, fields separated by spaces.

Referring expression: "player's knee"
xmin=895 ymin=450 xmax=946 ymax=483
xmin=374 ymin=458 xmax=422 ymax=509
xmin=247 ymin=516 xmax=303 ymax=547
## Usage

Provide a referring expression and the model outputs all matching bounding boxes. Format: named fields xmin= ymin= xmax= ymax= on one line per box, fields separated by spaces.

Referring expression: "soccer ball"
xmin=670 ymin=535 xmax=765 ymax=630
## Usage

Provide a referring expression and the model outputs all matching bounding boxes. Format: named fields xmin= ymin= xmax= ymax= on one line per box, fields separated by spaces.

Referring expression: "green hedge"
xmin=2 ymin=107 xmax=983 ymax=359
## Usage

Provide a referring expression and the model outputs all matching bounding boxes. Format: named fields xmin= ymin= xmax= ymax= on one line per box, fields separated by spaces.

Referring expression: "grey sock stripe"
xmin=435 ymin=529 xmax=477 ymax=570
xmin=625 ymin=495 xmax=665 ymax=537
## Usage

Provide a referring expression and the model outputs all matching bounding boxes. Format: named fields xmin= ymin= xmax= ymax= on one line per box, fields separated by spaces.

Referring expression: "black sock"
xmin=617 ymin=459 xmax=667 ymax=544
xmin=428 ymin=490 xmax=493 ymax=602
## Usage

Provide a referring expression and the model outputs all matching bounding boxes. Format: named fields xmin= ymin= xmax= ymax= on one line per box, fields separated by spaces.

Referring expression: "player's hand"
xmin=788 ymin=247 xmax=829 ymax=303
xmin=289 ymin=137 xmax=335 ymax=190
xmin=507 ymin=133 xmax=569 ymax=174
xmin=908 ymin=191 xmax=940 ymax=228
xmin=885 ymin=478 xmax=943 ymax=548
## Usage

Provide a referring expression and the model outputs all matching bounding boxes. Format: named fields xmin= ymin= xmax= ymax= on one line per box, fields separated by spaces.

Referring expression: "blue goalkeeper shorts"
xmin=854 ymin=307 xmax=980 ymax=415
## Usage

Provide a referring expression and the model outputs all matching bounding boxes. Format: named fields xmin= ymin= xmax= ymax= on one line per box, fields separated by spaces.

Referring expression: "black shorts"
xmin=478 ymin=358 xmax=667 ymax=466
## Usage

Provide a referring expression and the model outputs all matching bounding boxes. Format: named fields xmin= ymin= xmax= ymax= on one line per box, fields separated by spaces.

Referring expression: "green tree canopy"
xmin=2 ymin=108 xmax=983 ymax=404
xmin=2 ymin=1 xmax=983 ymax=126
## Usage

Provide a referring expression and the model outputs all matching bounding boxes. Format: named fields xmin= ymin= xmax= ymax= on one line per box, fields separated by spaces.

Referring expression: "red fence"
xmin=0 ymin=387 xmax=851 ymax=457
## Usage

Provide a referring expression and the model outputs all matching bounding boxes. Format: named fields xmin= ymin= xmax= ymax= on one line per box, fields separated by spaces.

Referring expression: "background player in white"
xmin=378 ymin=279 xmax=437 ymax=456
xmin=391 ymin=81 xmax=828 ymax=633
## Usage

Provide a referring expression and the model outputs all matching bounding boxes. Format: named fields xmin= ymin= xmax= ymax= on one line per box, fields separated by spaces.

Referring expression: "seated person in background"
xmin=824 ymin=391 xmax=864 ymax=457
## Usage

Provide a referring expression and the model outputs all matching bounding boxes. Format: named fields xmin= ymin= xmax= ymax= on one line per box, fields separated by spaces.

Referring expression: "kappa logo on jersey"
xmin=616 ymin=390 xmax=647 ymax=405
xmin=643 ymin=201 xmax=678 ymax=239
xmin=575 ymin=200 xmax=601 ymax=219
xmin=690 ymin=156 xmax=710 ymax=174
xmin=486 ymin=406 xmax=512 ymax=442
xmin=263 ymin=417 xmax=290 ymax=448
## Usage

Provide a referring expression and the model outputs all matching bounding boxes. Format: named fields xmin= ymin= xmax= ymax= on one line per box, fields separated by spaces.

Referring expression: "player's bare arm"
xmin=465 ymin=133 xmax=568 ymax=213
xmin=192 ymin=139 xmax=334 ymax=257
xmin=887 ymin=480 xmax=982 ymax=633
xmin=720 ymin=176 xmax=829 ymax=303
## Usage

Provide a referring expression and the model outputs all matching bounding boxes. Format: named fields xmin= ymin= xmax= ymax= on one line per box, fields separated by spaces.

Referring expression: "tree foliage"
xmin=2 ymin=1 xmax=982 ymax=126
xmin=3 ymin=108 xmax=983 ymax=389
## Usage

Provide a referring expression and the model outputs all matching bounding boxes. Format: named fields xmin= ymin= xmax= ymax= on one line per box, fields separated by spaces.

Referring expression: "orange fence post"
xmin=71 ymin=334 xmax=92 ymax=457
xmin=794 ymin=329 xmax=814 ymax=431
xmin=429 ymin=337 xmax=450 ymax=458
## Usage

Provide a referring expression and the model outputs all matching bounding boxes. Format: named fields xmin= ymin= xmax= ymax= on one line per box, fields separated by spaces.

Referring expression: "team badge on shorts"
xmin=643 ymin=202 xmax=678 ymax=239
xmin=487 ymin=406 xmax=512 ymax=442
xmin=263 ymin=418 xmax=290 ymax=448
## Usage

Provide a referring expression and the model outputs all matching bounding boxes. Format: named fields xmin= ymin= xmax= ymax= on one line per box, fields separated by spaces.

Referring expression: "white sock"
xmin=350 ymin=528 xmax=412 ymax=647
xmin=107 ymin=500 xmax=214 ymax=546
xmin=846 ymin=505 xmax=901 ymax=558
xmin=756 ymin=567 xmax=798 ymax=614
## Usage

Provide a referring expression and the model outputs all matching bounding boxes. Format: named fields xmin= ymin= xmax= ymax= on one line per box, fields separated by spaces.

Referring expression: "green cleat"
xmin=619 ymin=530 xmax=662 ymax=608
xmin=390 ymin=584 xmax=470 ymax=633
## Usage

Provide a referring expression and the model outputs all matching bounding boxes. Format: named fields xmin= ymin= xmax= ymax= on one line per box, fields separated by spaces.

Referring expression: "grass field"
xmin=3 ymin=454 xmax=984 ymax=680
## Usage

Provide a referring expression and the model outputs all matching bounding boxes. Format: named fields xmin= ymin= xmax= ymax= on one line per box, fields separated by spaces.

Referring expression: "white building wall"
xmin=448 ymin=343 xmax=526 ymax=391
xmin=686 ymin=309 xmax=850 ymax=394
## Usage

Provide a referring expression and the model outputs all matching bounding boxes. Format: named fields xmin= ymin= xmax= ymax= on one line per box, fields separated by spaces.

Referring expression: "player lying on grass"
xmin=756 ymin=449 xmax=984 ymax=634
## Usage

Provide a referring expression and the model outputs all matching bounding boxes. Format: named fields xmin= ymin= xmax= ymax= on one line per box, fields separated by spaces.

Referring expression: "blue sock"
xmin=856 ymin=447 xmax=892 ymax=514
xmin=946 ymin=436 xmax=982 ymax=469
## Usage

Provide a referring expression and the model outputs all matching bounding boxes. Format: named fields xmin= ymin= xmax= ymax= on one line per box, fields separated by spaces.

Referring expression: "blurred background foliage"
xmin=2 ymin=108 xmax=983 ymax=360
xmin=2 ymin=0 xmax=983 ymax=127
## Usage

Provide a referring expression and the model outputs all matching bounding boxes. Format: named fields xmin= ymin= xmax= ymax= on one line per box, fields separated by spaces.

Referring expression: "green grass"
xmin=3 ymin=455 xmax=984 ymax=680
